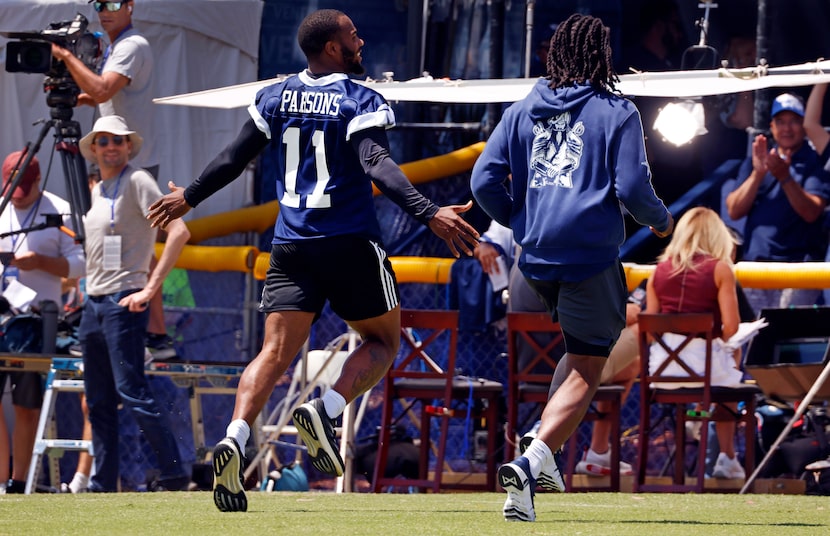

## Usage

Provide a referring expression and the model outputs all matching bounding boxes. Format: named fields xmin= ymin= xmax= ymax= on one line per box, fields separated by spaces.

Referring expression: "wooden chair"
xmin=371 ymin=309 xmax=502 ymax=492
xmin=635 ymin=313 xmax=760 ymax=493
xmin=505 ymin=311 xmax=624 ymax=492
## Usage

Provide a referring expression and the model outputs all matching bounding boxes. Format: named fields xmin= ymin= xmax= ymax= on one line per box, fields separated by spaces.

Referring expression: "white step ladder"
xmin=25 ymin=357 xmax=92 ymax=494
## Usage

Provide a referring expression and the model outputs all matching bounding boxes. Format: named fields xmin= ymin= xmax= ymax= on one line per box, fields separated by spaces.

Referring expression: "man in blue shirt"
xmin=472 ymin=13 xmax=672 ymax=522
xmin=726 ymin=93 xmax=830 ymax=314
xmin=148 ymin=9 xmax=479 ymax=512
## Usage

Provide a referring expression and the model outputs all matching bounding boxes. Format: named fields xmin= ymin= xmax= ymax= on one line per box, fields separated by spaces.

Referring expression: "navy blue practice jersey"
xmin=250 ymin=71 xmax=395 ymax=244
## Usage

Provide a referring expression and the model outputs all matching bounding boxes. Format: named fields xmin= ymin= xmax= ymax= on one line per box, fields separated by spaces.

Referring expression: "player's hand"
xmin=148 ymin=181 xmax=192 ymax=230
xmin=650 ymin=212 xmax=674 ymax=238
xmin=427 ymin=200 xmax=480 ymax=258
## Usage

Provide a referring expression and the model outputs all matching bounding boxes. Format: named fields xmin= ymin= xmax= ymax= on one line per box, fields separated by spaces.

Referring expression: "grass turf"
xmin=1 ymin=491 xmax=827 ymax=535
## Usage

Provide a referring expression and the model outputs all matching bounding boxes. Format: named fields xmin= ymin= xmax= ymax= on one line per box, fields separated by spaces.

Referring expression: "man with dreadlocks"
xmin=472 ymin=13 xmax=673 ymax=522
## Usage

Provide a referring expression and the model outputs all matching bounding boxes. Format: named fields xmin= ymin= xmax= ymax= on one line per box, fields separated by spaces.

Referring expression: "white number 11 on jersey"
xmin=282 ymin=127 xmax=332 ymax=209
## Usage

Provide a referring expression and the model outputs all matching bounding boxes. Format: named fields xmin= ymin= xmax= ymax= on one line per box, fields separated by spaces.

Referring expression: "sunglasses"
xmin=92 ymin=2 xmax=126 ymax=13
xmin=94 ymin=135 xmax=128 ymax=147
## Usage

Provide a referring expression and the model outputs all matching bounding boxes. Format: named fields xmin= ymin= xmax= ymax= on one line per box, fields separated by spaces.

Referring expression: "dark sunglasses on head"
xmin=94 ymin=135 xmax=128 ymax=147
xmin=93 ymin=2 xmax=126 ymax=13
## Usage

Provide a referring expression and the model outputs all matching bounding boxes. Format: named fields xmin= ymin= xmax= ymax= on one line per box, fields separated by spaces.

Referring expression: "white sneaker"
xmin=498 ymin=457 xmax=536 ymax=522
xmin=574 ymin=447 xmax=634 ymax=476
xmin=518 ymin=434 xmax=565 ymax=492
xmin=711 ymin=452 xmax=745 ymax=479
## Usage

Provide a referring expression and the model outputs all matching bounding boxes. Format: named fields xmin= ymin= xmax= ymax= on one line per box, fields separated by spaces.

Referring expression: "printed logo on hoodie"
xmin=529 ymin=111 xmax=585 ymax=189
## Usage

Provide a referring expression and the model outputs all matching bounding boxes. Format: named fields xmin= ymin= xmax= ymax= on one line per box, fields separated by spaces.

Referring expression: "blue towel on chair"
xmin=448 ymin=257 xmax=506 ymax=332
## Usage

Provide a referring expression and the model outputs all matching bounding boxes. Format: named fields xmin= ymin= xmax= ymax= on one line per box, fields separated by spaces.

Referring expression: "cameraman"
xmin=50 ymin=0 xmax=158 ymax=178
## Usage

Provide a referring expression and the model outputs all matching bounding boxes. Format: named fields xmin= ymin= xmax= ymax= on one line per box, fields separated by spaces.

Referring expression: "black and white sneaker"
xmin=212 ymin=437 xmax=247 ymax=512
xmin=498 ymin=456 xmax=536 ymax=522
xmin=292 ymin=398 xmax=344 ymax=477
xmin=145 ymin=333 xmax=177 ymax=361
xmin=519 ymin=434 xmax=566 ymax=493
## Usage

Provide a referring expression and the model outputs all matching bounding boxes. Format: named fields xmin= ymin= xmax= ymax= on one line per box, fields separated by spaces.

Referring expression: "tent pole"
xmin=752 ymin=0 xmax=771 ymax=132
xmin=485 ymin=0 xmax=505 ymax=137
xmin=524 ymin=0 xmax=535 ymax=78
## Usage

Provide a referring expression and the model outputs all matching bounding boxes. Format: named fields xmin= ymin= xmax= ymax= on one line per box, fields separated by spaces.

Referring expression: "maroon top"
xmin=653 ymin=254 xmax=723 ymax=337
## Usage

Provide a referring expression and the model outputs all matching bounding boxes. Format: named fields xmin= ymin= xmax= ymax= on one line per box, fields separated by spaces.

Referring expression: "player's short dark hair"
xmin=547 ymin=13 xmax=618 ymax=92
xmin=297 ymin=9 xmax=346 ymax=58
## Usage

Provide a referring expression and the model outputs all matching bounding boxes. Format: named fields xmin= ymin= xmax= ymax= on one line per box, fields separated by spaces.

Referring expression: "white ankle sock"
xmin=225 ymin=419 xmax=250 ymax=449
xmin=322 ymin=390 xmax=346 ymax=419
xmin=69 ymin=472 xmax=89 ymax=494
xmin=523 ymin=438 xmax=553 ymax=478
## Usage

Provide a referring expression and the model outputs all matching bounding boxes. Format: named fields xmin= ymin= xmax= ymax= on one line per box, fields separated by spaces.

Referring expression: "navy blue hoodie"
xmin=471 ymin=80 xmax=670 ymax=281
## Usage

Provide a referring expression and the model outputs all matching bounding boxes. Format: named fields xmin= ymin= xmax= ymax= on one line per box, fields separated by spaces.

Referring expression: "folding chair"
xmin=635 ymin=313 xmax=760 ymax=493
xmin=252 ymin=331 xmax=369 ymax=492
xmin=372 ymin=309 xmax=502 ymax=492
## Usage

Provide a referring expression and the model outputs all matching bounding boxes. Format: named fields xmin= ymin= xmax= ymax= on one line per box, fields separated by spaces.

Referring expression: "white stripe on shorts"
xmin=370 ymin=240 xmax=398 ymax=310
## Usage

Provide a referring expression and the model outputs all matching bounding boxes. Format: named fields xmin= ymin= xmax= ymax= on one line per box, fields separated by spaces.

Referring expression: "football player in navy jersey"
xmin=148 ymin=9 xmax=479 ymax=512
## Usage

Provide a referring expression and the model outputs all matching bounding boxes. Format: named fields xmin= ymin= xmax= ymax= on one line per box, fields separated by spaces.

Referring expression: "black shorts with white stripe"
xmin=259 ymin=235 xmax=400 ymax=322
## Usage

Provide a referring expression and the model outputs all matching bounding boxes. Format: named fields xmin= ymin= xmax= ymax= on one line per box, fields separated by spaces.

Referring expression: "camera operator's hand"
xmin=50 ymin=43 xmax=70 ymax=63
xmin=50 ymin=43 xmax=127 ymax=107
xmin=148 ymin=181 xmax=192 ymax=230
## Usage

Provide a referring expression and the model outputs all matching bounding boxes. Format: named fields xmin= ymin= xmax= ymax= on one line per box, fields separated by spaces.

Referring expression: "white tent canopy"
xmin=154 ymin=60 xmax=830 ymax=108
xmin=0 ymin=0 xmax=262 ymax=221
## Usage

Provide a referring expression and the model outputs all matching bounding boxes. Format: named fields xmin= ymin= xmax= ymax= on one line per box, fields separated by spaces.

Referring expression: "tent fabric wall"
xmin=0 ymin=0 xmax=262 ymax=221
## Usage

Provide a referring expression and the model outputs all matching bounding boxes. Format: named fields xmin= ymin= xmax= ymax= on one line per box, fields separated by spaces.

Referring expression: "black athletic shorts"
xmin=525 ymin=261 xmax=627 ymax=357
xmin=0 ymin=371 xmax=44 ymax=409
xmin=260 ymin=235 xmax=400 ymax=322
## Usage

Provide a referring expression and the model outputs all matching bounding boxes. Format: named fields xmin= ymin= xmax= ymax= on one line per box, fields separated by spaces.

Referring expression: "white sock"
xmin=321 ymin=390 xmax=346 ymax=419
xmin=225 ymin=419 xmax=250 ymax=449
xmin=69 ymin=472 xmax=89 ymax=494
xmin=523 ymin=438 xmax=553 ymax=479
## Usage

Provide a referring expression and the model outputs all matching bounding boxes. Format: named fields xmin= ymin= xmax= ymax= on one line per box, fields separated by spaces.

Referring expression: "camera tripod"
xmin=0 ymin=99 xmax=90 ymax=245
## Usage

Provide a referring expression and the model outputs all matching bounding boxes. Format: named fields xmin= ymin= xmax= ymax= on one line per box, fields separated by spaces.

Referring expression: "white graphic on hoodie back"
xmin=529 ymin=111 xmax=585 ymax=189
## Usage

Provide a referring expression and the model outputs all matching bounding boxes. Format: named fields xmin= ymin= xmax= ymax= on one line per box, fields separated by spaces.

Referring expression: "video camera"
xmin=3 ymin=13 xmax=102 ymax=107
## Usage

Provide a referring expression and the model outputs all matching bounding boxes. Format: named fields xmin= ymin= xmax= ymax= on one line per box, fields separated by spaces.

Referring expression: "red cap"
xmin=2 ymin=150 xmax=40 ymax=199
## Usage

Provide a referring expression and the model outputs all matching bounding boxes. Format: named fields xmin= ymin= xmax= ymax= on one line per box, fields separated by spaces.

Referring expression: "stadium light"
xmin=653 ymin=100 xmax=707 ymax=146
xmin=652 ymin=1 xmax=717 ymax=147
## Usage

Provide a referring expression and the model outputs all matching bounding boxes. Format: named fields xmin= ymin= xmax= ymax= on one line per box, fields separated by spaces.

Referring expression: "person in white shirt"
xmin=0 ymin=150 xmax=85 ymax=493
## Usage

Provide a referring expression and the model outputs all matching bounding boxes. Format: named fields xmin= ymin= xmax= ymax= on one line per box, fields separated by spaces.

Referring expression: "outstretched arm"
xmin=148 ymin=118 xmax=267 ymax=229
xmin=353 ymin=128 xmax=479 ymax=257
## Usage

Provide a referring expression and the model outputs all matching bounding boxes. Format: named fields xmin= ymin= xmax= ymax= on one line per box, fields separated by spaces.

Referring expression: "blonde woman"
xmin=643 ymin=206 xmax=746 ymax=479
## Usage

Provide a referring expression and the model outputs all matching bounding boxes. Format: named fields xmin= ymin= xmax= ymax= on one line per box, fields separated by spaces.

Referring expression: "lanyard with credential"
xmin=8 ymin=200 xmax=41 ymax=253
xmin=99 ymin=167 xmax=127 ymax=233
xmin=99 ymin=24 xmax=133 ymax=74
xmin=99 ymin=168 xmax=126 ymax=271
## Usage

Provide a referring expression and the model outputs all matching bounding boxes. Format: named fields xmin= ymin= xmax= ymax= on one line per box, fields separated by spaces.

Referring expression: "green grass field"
xmin=1 ymin=491 xmax=827 ymax=536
